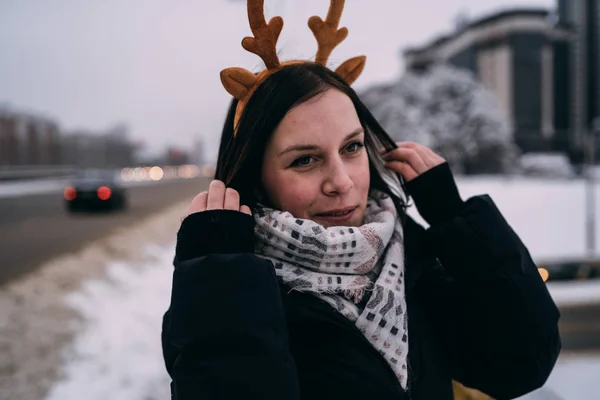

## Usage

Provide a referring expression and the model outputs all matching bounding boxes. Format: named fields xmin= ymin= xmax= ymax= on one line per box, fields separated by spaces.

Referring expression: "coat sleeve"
xmin=406 ymin=164 xmax=561 ymax=400
xmin=161 ymin=210 xmax=301 ymax=400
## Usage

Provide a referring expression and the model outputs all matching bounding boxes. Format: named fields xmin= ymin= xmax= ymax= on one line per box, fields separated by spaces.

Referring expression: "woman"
xmin=161 ymin=1 xmax=560 ymax=399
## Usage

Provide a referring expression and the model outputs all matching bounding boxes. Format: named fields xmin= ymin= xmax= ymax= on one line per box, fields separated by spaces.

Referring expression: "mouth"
xmin=314 ymin=206 xmax=358 ymax=223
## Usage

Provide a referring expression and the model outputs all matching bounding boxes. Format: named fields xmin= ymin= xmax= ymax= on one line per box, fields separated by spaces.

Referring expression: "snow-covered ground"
xmin=522 ymin=352 xmax=600 ymax=400
xmin=410 ymin=175 xmax=600 ymax=262
xmin=0 ymin=199 xmax=187 ymax=400
xmin=0 ymin=178 xmax=71 ymax=198
xmin=547 ymin=279 xmax=600 ymax=307
xmin=44 ymin=244 xmax=174 ymax=400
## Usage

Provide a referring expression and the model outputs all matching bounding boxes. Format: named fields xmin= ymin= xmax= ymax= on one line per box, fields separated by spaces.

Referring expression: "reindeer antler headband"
xmin=220 ymin=0 xmax=366 ymax=134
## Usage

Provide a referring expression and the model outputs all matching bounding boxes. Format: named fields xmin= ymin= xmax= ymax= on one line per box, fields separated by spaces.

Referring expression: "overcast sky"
xmin=0 ymin=0 xmax=554 ymax=160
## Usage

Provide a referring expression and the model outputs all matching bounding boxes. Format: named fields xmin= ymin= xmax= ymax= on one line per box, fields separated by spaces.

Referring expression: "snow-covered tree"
xmin=360 ymin=64 xmax=520 ymax=175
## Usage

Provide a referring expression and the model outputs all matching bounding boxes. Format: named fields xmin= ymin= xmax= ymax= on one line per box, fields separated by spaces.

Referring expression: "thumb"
xmin=240 ymin=205 xmax=252 ymax=216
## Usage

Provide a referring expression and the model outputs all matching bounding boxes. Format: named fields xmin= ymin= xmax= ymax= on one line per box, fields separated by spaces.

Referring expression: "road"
xmin=0 ymin=177 xmax=208 ymax=285
xmin=558 ymin=303 xmax=600 ymax=350
xmin=0 ymin=176 xmax=599 ymax=351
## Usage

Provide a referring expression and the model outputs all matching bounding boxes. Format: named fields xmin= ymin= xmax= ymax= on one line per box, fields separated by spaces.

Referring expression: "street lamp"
xmin=585 ymin=118 xmax=600 ymax=258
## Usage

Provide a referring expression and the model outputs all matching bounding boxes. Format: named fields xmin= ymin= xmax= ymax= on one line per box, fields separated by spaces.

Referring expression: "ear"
xmin=220 ymin=68 xmax=258 ymax=100
xmin=335 ymin=56 xmax=366 ymax=86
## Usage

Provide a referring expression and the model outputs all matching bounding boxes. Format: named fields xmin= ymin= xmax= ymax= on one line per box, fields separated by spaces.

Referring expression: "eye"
xmin=345 ymin=141 xmax=365 ymax=153
xmin=291 ymin=155 xmax=314 ymax=167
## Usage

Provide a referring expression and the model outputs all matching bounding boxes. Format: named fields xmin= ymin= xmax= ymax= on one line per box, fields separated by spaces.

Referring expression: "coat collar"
xmin=403 ymin=216 xmax=435 ymax=292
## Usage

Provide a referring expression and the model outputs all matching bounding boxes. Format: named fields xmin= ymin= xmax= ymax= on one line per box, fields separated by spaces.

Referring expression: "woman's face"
xmin=261 ymin=88 xmax=370 ymax=227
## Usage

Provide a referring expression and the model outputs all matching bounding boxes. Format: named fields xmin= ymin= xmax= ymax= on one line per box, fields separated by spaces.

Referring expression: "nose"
xmin=322 ymin=161 xmax=353 ymax=196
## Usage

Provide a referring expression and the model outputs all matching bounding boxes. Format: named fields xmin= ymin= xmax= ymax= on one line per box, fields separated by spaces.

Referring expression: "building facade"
xmin=557 ymin=0 xmax=600 ymax=162
xmin=403 ymin=9 xmax=573 ymax=155
xmin=61 ymin=124 xmax=135 ymax=169
xmin=0 ymin=109 xmax=62 ymax=166
xmin=0 ymin=108 xmax=135 ymax=169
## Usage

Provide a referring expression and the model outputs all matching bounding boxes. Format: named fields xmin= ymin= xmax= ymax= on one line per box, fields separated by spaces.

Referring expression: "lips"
xmin=316 ymin=206 xmax=358 ymax=217
xmin=314 ymin=206 xmax=358 ymax=225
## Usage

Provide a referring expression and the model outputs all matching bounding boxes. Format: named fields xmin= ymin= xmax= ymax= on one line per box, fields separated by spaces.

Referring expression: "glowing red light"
xmin=97 ymin=186 xmax=112 ymax=200
xmin=64 ymin=187 xmax=77 ymax=201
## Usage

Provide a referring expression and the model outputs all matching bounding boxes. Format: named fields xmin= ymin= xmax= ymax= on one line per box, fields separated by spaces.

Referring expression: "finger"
xmin=395 ymin=142 xmax=430 ymax=158
xmin=224 ymin=188 xmax=241 ymax=211
xmin=240 ymin=205 xmax=252 ymax=216
xmin=206 ymin=180 xmax=226 ymax=210
xmin=395 ymin=141 xmax=429 ymax=150
xmin=188 ymin=191 xmax=208 ymax=215
xmin=382 ymin=147 xmax=428 ymax=174
xmin=395 ymin=142 xmax=445 ymax=167
xmin=385 ymin=161 xmax=419 ymax=182
xmin=379 ymin=143 xmax=398 ymax=154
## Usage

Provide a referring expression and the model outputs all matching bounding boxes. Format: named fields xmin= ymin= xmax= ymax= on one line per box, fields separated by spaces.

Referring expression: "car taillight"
xmin=64 ymin=187 xmax=77 ymax=201
xmin=97 ymin=186 xmax=112 ymax=200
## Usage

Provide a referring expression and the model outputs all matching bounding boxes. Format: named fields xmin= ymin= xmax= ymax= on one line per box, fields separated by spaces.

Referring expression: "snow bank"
xmin=547 ymin=279 xmax=600 ymax=307
xmin=407 ymin=175 xmax=600 ymax=262
xmin=0 ymin=199 xmax=187 ymax=400
xmin=44 ymin=244 xmax=173 ymax=400
xmin=0 ymin=178 xmax=70 ymax=198
xmin=519 ymin=352 xmax=600 ymax=400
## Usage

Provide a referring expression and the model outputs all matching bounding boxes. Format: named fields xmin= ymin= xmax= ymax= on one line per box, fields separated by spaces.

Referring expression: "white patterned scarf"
xmin=254 ymin=189 xmax=409 ymax=389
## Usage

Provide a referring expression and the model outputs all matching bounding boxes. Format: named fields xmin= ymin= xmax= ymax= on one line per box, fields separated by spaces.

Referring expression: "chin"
xmin=350 ymin=209 xmax=366 ymax=227
xmin=348 ymin=216 xmax=364 ymax=227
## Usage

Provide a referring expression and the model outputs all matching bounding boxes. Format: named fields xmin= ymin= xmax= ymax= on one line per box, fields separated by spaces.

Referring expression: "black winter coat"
xmin=161 ymin=163 xmax=561 ymax=400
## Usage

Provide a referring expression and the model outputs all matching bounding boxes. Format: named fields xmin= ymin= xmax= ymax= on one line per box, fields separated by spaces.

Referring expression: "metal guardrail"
xmin=0 ymin=164 xmax=215 ymax=182
xmin=537 ymin=257 xmax=600 ymax=281
xmin=0 ymin=166 xmax=78 ymax=181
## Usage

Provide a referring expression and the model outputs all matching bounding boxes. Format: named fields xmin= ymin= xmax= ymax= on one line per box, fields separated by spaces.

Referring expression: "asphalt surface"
xmin=558 ymin=303 xmax=600 ymax=350
xmin=0 ymin=177 xmax=208 ymax=285
xmin=0 ymin=176 xmax=598 ymax=350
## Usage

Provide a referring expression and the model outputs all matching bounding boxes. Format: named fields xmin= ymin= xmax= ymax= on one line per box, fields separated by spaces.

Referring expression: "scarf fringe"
xmin=343 ymin=287 xmax=366 ymax=304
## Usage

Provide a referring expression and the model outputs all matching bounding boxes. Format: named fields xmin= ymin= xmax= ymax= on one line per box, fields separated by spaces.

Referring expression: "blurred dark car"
xmin=538 ymin=258 xmax=600 ymax=281
xmin=63 ymin=169 xmax=128 ymax=212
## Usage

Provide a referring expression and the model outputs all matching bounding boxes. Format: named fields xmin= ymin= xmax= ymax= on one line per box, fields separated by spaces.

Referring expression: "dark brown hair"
xmin=215 ymin=62 xmax=409 ymax=217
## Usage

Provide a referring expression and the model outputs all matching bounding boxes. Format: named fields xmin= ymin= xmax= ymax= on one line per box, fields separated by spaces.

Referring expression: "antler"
xmin=220 ymin=0 xmax=366 ymax=130
xmin=221 ymin=0 xmax=283 ymax=103
xmin=309 ymin=0 xmax=348 ymax=66
xmin=242 ymin=0 xmax=284 ymax=70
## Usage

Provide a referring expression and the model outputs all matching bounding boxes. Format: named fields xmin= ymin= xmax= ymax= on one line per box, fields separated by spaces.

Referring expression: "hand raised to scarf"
xmin=381 ymin=142 xmax=446 ymax=182
xmin=186 ymin=180 xmax=252 ymax=218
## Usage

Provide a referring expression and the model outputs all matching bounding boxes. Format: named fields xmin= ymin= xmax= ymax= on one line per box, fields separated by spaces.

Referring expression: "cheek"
xmin=279 ymin=185 xmax=315 ymax=216
xmin=264 ymin=173 xmax=318 ymax=217
xmin=353 ymin=155 xmax=371 ymax=198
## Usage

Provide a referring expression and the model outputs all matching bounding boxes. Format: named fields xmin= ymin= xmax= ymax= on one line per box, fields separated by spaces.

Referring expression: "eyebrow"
xmin=278 ymin=128 xmax=365 ymax=157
